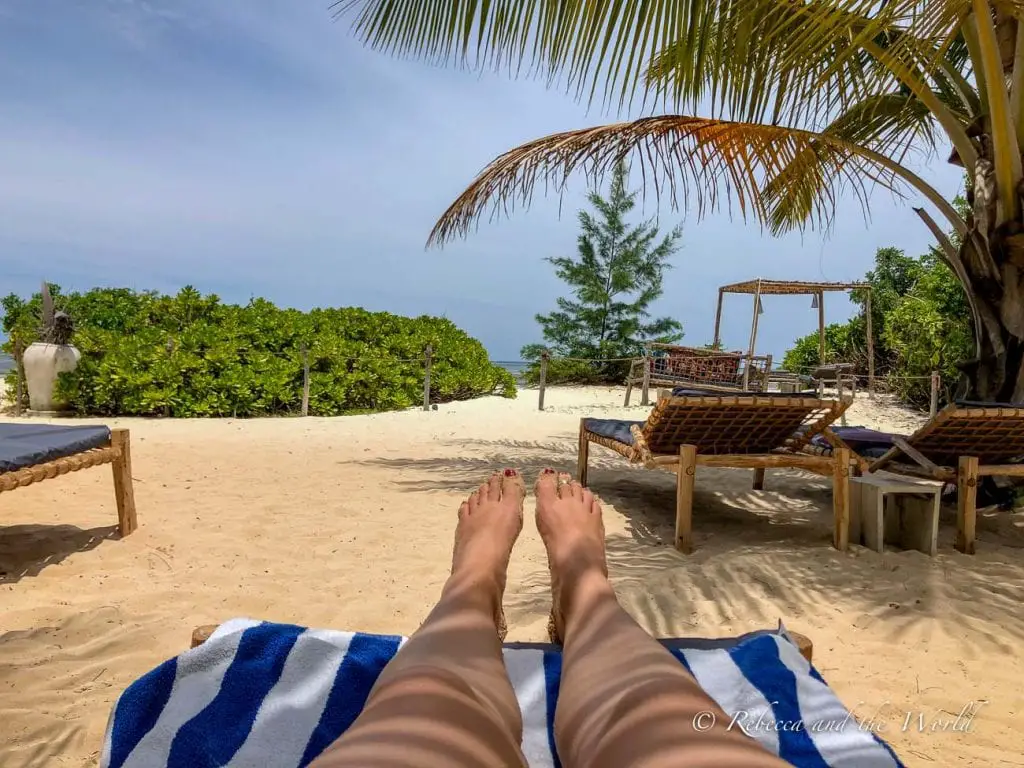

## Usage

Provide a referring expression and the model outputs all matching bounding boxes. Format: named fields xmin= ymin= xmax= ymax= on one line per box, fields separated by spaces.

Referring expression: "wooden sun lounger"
xmin=578 ymin=394 xmax=852 ymax=553
xmin=188 ymin=623 xmax=816 ymax=662
xmin=0 ymin=427 xmax=138 ymax=536
xmin=868 ymin=403 xmax=1024 ymax=555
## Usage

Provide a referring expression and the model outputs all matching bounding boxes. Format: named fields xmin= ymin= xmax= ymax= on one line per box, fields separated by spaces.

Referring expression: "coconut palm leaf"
xmin=334 ymin=0 xmax=974 ymax=115
xmin=424 ymin=115 xmax=963 ymax=246
xmin=763 ymin=90 xmax=950 ymax=234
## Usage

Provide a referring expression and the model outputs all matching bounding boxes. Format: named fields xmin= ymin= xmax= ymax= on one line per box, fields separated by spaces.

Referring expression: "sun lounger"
xmin=99 ymin=618 xmax=904 ymax=767
xmin=863 ymin=402 xmax=1024 ymax=554
xmin=0 ymin=424 xmax=137 ymax=536
xmin=578 ymin=390 xmax=852 ymax=552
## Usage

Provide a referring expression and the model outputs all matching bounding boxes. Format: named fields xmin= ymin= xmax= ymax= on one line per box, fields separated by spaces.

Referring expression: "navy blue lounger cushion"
xmin=0 ymin=423 xmax=112 ymax=473
xmin=584 ymin=419 xmax=644 ymax=445
xmin=669 ymin=387 xmax=819 ymax=398
xmin=807 ymin=426 xmax=896 ymax=459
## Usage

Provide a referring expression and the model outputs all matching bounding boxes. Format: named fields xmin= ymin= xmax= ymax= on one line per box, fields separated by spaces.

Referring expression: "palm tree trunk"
xmin=960 ymin=231 xmax=1024 ymax=401
xmin=959 ymin=7 xmax=1024 ymax=402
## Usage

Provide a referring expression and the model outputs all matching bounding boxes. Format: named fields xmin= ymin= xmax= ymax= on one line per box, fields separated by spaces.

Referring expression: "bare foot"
xmin=535 ymin=470 xmax=610 ymax=643
xmin=451 ymin=470 xmax=525 ymax=639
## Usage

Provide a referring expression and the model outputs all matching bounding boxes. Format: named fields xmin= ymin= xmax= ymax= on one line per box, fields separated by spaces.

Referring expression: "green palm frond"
xmin=423 ymin=115 xmax=963 ymax=247
xmin=763 ymin=91 xmax=940 ymax=234
xmin=334 ymin=0 xmax=982 ymax=115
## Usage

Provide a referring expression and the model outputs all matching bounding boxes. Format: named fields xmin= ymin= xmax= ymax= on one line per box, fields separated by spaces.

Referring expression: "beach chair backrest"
xmin=647 ymin=344 xmax=771 ymax=392
xmin=641 ymin=394 xmax=846 ymax=455
xmin=909 ymin=404 xmax=1024 ymax=465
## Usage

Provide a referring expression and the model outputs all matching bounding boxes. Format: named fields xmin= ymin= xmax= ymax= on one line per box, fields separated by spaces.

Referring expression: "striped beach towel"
xmin=102 ymin=619 xmax=903 ymax=768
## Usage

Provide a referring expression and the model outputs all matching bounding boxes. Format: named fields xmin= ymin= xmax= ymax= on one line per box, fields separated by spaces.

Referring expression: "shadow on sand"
xmin=363 ymin=436 xmax=1024 ymax=651
xmin=0 ymin=524 xmax=119 ymax=585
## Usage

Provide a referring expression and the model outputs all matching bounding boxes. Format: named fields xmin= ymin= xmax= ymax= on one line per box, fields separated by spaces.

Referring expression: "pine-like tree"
xmin=522 ymin=162 xmax=683 ymax=381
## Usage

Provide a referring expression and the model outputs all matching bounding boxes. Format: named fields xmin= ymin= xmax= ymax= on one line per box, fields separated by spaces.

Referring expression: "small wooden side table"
xmin=851 ymin=471 xmax=943 ymax=556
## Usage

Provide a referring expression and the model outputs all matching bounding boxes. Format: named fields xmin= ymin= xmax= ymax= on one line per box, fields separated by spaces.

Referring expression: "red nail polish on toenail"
xmin=504 ymin=468 xmax=517 ymax=476
xmin=542 ymin=468 xmax=555 ymax=474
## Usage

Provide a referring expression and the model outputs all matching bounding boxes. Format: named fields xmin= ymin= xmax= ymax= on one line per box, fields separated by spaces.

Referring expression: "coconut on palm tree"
xmin=338 ymin=0 xmax=1024 ymax=401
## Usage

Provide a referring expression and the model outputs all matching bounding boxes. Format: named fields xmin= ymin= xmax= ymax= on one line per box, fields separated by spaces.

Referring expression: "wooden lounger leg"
xmin=676 ymin=444 xmax=697 ymax=554
xmin=752 ymin=468 xmax=765 ymax=491
xmin=956 ymin=455 xmax=979 ymax=555
xmin=577 ymin=420 xmax=590 ymax=487
xmin=832 ymin=447 xmax=851 ymax=551
xmin=111 ymin=429 xmax=138 ymax=536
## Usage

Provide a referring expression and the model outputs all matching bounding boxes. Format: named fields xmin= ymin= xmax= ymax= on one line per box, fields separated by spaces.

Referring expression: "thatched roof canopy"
xmin=719 ymin=279 xmax=870 ymax=296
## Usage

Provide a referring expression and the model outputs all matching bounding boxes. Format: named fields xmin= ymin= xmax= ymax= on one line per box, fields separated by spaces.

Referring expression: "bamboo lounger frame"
xmin=0 ymin=428 xmax=138 ymax=536
xmin=868 ymin=404 xmax=1024 ymax=555
xmin=188 ymin=623 xmax=815 ymax=662
xmin=578 ymin=395 xmax=852 ymax=553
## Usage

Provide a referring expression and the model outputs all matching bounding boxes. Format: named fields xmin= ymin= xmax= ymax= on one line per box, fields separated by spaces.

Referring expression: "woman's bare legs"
xmin=537 ymin=471 xmax=789 ymax=768
xmin=311 ymin=470 xmax=528 ymax=768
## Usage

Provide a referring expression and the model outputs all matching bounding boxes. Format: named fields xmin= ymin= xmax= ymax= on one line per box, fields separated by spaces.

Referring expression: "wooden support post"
xmin=538 ymin=350 xmax=549 ymax=411
xmin=675 ymin=444 xmax=697 ymax=554
xmin=817 ymin=291 xmax=826 ymax=365
xmin=744 ymin=280 xmax=762 ymax=390
xmin=164 ymin=339 xmax=174 ymax=417
xmin=641 ymin=350 xmax=651 ymax=406
xmin=865 ymin=290 xmax=875 ymax=397
xmin=712 ymin=289 xmax=725 ymax=348
xmin=752 ymin=468 xmax=766 ymax=491
xmin=929 ymin=370 xmax=939 ymax=417
xmin=423 ymin=344 xmax=433 ymax=411
xmin=13 ymin=337 xmax=24 ymax=416
xmin=956 ymin=455 xmax=979 ymax=554
xmin=832 ymin=447 xmax=851 ymax=551
xmin=110 ymin=429 xmax=138 ymax=536
xmin=192 ymin=624 xmax=217 ymax=648
xmin=577 ymin=419 xmax=589 ymax=486
xmin=301 ymin=346 xmax=310 ymax=417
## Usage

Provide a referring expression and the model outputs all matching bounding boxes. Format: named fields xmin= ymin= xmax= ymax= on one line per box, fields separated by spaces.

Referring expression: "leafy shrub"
xmin=2 ymin=286 xmax=516 ymax=416
xmin=782 ymin=244 xmax=972 ymax=409
xmin=519 ymin=355 xmax=613 ymax=386
xmin=884 ymin=257 xmax=972 ymax=407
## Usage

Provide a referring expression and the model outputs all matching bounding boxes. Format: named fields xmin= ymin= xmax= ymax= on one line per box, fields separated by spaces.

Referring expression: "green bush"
xmin=781 ymin=318 xmax=869 ymax=374
xmin=2 ymin=286 xmax=516 ymax=417
xmin=520 ymin=356 xmax=614 ymax=386
xmin=781 ymin=244 xmax=972 ymax=409
xmin=884 ymin=257 xmax=972 ymax=407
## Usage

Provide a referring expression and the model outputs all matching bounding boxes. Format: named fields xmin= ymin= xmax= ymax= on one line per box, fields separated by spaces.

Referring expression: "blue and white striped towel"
xmin=101 ymin=619 xmax=903 ymax=768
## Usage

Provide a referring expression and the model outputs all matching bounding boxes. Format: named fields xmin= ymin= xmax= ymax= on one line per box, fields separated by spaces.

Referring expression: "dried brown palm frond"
xmin=426 ymin=115 xmax=962 ymax=246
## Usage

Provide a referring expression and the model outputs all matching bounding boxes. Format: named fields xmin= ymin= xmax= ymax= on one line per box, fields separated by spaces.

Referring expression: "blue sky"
xmin=0 ymin=0 xmax=964 ymax=361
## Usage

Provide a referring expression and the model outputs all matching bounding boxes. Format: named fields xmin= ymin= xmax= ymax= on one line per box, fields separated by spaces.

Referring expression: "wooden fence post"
xmin=538 ymin=351 xmax=549 ymax=411
xmin=301 ymin=346 xmax=310 ymax=417
xmin=641 ymin=353 xmax=651 ymax=406
xmin=13 ymin=337 xmax=24 ymax=416
xmin=929 ymin=370 xmax=939 ymax=418
xmin=423 ymin=344 xmax=433 ymax=411
xmin=164 ymin=339 xmax=174 ymax=417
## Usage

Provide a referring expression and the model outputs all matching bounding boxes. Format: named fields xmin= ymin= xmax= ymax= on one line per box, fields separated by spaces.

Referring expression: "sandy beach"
xmin=3 ymin=386 xmax=1023 ymax=767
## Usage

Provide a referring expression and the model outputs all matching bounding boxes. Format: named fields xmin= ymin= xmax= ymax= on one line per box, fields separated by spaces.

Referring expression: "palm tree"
xmin=337 ymin=1 xmax=1024 ymax=401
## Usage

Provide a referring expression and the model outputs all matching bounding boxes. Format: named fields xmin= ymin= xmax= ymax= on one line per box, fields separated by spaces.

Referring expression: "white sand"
xmin=2 ymin=387 xmax=1023 ymax=767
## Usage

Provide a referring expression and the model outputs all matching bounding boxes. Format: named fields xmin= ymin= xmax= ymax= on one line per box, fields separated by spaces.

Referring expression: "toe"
xmin=536 ymin=468 xmax=559 ymax=503
xmin=458 ymin=500 xmax=470 ymax=519
xmin=470 ymin=483 xmax=487 ymax=509
xmin=556 ymin=472 xmax=573 ymax=498
xmin=486 ymin=471 xmax=503 ymax=501
xmin=567 ymin=480 xmax=583 ymax=499
xmin=501 ymin=469 xmax=525 ymax=506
